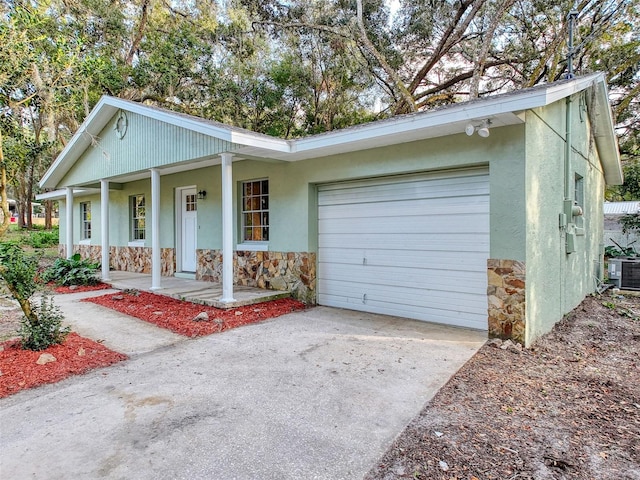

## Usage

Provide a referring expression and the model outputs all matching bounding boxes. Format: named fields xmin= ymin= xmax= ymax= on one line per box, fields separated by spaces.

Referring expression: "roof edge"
xmin=588 ymin=78 xmax=623 ymax=185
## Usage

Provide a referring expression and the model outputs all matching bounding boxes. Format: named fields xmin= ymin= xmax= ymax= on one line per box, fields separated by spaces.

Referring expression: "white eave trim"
xmin=590 ymin=80 xmax=623 ymax=185
xmin=36 ymin=188 xmax=99 ymax=201
xmin=40 ymin=73 xmax=619 ymax=188
xmin=291 ymin=73 xmax=606 ymax=156
xmin=39 ymin=96 xmax=290 ymax=189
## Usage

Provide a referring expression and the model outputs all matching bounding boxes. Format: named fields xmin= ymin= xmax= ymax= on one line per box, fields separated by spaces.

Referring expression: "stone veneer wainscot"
xmin=197 ymin=249 xmax=316 ymax=303
xmin=60 ymin=245 xmax=176 ymax=277
xmin=63 ymin=245 xmax=317 ymax=303
xmin=487 ymin=259 xmax=526 ymax=344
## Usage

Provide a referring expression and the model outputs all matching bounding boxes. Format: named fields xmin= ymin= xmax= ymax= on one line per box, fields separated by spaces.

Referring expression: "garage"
xmin=317 ymin=168 xmax=490 ymax=330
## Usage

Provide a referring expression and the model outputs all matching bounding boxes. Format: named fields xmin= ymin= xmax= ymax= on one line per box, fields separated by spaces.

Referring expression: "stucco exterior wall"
xmin=55 ymin=99 xmax=608 ymax=345
xmin=62 ymin=125 xmax=525 ymax=253
xmin=524 ymin=94 xmax=605 ymax=345
xmin=59 ymin=124 xmax=527 ymax=311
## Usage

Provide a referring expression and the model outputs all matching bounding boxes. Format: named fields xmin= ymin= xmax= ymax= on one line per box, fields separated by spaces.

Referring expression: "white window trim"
xmin=130 ymin=194 xmax=146 ymax=242
xmin=236 ymin=242 xmax=268 ymax=252
xmin=80 ymin=201 xmax=91 ymax=241
xmin=241 ymin=178 xmax=269 ymax=244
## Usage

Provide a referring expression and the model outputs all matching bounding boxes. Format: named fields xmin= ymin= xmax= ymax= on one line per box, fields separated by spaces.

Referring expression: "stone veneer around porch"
xmin=487 ymin=258 xmax=526 ymax=344
xmin=60 ymin=245 xmax=316 ymax=303
xmin=197 ymin=249 xmax=317 ymax=303
xmin=59 ymin=245 xmax=176 ymax=277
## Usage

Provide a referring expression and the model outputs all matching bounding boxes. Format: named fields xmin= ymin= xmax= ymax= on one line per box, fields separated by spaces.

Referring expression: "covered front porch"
xmin=105 ymin=270 xmax=290 ymax=309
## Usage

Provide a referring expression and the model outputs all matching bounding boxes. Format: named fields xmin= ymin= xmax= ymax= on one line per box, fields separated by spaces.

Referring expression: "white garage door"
xmin=317 ymin=169 xmax=490 ymax=330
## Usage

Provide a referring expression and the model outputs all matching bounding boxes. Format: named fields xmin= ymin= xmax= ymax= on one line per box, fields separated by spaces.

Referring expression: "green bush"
xmin=42 ymin=253 xmax=100 ymax=286
xmin=27 ymin=229 xmax=59 ymax=248
xmin=0 ymin=243 xmax=39 ymax=300
xmin=19 ymin=295 xmax=70 ymax=350
xmin=0 ymin=244 xmax=69 ymax=350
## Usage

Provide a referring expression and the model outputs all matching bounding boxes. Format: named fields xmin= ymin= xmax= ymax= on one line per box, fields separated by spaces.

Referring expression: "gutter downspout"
xmin=563 ymin=95 xmax=577 ymax=256
xmin=564 ymin=95 xmax=572 ymax=204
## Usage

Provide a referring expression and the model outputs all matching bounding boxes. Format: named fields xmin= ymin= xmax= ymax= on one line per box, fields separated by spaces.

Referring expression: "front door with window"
xmin=180 ymin=188 xmax=197 ymax=272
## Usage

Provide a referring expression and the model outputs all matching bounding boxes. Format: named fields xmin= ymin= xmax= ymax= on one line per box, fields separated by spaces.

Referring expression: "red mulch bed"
xmin=0 ymin=333 xmax=127 ymax=398
xmin=52 ymin=283 xmax=113 ymax=294
xmin=83 ymin=291 xmax=305 ymax=337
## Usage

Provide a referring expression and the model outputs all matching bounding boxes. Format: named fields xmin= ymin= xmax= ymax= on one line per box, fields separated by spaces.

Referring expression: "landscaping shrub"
xmin=42 ymin=253 xmax=100 ymax=286
xmin=0 ymin=243 xmax=39 ymax=301
xmin=27 ymin=229 xmax=59 ymax=248
xmin=0 ymin=243 xmax=68 ymax=351
xmin=19 ymin=295 xmax=70 ymax=351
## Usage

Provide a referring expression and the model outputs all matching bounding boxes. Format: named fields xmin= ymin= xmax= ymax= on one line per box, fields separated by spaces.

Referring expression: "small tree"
xmin=0 ymin=243 xmax=69 ymax=350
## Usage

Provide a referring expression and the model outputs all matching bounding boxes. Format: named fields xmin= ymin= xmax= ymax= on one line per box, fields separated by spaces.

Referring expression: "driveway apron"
xmin=0 ymin=301 xmax=486 ymax=480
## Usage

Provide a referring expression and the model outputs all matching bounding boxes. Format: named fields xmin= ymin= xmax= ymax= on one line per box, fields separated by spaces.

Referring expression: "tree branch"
xmin=355 ymin=0 xmax=415 ymax=112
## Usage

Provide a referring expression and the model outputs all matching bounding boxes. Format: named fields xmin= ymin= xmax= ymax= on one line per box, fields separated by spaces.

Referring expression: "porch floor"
xmin=105 ymin=271 xmax=291 ymax=309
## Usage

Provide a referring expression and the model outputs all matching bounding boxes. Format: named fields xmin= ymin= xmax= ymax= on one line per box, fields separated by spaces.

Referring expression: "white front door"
xmin=180 ymin=188 xmax=198 ymax=272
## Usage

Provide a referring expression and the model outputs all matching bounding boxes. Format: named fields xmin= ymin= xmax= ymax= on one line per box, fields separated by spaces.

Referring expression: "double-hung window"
xmin=130 ymin=194 xmax=146 ymax=241
xmin=80 ymin=202 xmax=91 ymax=240
xmin=241 ymin=179 xmax=269 ymax=243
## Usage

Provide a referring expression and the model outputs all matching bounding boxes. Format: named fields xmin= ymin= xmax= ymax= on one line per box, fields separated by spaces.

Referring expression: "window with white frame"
xmin=130 ymin=194 xmax=146 ymax=241
xmin=80 ymin=202 xmax=91 ymax=240
xmin=241 ymin=179 xmax=269 ymax=242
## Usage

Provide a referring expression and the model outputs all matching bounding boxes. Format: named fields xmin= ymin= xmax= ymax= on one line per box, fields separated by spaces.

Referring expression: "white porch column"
xmin=65 ymin=187 xmax=74 ymax=259
xmin=100 ymin=179 xmax=111 ymax=281
xmin=220 ymin=152 xmax=236 ymax=303
xmin=150 ymin=168 xmax=161 ymax=290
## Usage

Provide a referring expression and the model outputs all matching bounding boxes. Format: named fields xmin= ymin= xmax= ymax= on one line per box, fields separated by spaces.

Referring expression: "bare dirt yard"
xmin=367 ymin=291 xmax=640 ymax=480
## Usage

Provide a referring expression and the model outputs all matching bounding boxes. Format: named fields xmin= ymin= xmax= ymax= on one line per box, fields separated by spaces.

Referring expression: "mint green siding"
xmin=232 ymin=125 xmax=524 ymax=253
xmin=57 ymin=94 xmax=609 ymax=345
xmin=59 ymin=111 xmax=236 ymax=187
xmin=61 ymin=125 xmax=525 ymax=254
xmin=524 ymin=96 xmax=605 ymax=344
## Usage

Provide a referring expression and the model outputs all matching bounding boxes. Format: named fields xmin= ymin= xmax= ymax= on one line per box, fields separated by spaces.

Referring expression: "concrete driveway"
xmin=0 ymin=293 xmax=486 ymax=479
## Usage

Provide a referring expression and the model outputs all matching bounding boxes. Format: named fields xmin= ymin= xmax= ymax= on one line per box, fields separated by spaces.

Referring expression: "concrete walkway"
xmin=0 ymin=292 xmax=486 ymax=479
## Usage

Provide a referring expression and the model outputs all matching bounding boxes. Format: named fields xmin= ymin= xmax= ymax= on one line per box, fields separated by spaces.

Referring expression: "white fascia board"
xmin=591 ymin=80 xmax=623 ymax=185
xmin=286 ymin=73 xmax=605 ymax=159
xmin=539 ymin=72 xmax=603 ymax=105
xmin=40 ymin=96 xmax=291 ymax=189
xmin=39 ymin=96 xmax=125 ymax=189
xmin=38 ymin=97 xmax=114 ymax=189
xmin=291 ymin=99 xmax=527 ymax=155
xmin=102 ymin=97 xmax=290 ymax=152
xmin=36 ymin=188 xmax=99 ymax=201
xmin=39 ymin=74 xmax=614 ymax=186
xmin=229 ymin=131 xmax=291 ymax=152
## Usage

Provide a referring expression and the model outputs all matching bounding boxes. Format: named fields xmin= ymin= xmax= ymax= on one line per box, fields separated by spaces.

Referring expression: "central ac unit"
xmin=608 ymin=258 xmax=640 ymax=291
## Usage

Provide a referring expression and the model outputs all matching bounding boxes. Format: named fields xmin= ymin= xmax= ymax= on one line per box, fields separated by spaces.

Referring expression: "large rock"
xmin=192 ymin=312 xmax=209 ymax=322
xmin=36 ymin=353 xmax=57 ymax=365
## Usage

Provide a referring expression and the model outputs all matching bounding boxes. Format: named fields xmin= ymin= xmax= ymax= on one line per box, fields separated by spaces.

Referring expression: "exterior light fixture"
xmin=465 ymin=123 xmax=475 ymax=136
xmin=478 ymin=125 xmax=490 ymax=138
xmin=465 ymin=119 xmax=491 ymax=138
xmin=198 ymin=190 xmax=207 ymax=200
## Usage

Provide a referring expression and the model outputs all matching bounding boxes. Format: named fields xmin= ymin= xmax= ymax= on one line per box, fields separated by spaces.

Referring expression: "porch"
xmin=106 ymin=271 xmax=290 ymax=309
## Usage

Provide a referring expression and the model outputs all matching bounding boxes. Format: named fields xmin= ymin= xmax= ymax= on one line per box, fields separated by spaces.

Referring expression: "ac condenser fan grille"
xmin=621 ymin=261 xmax=640 ymax=291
